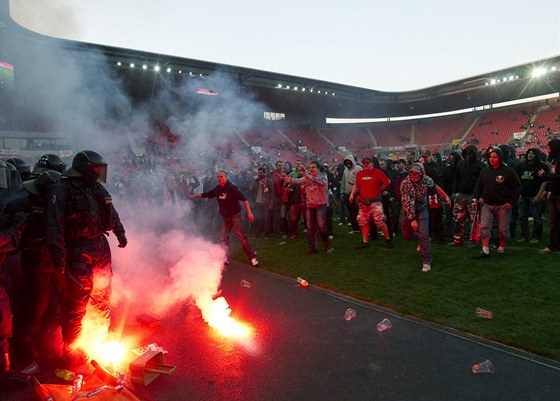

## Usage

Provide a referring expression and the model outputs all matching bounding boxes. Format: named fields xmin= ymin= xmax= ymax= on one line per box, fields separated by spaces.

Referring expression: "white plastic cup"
xmin=344 ymin=308 xmax=357 ymax=321
xmin=376 ymin=318 xmax=392 ymax=332
xmin=472 ymin=359 xmax=494 ymax=374
xmin=240 ymin=280 xmax=251 ymax=288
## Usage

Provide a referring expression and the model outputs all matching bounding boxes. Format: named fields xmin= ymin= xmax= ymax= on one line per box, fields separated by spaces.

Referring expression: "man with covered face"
xmin=516 ymin=148 xmax=549 ymax=244
xmin=450 ymin=145 xmax=486 ymax=246
xmin=45 ymin=150 xmax=127 ymax=365
xmin=472 ymin=146 xmax=521 ymax=259
xmin=400 ymin=162 xmax=450 ymax=272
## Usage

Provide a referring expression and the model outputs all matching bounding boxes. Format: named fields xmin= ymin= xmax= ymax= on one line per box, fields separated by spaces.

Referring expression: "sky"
xmin=9 ymin=0 xmax=560 ymax=92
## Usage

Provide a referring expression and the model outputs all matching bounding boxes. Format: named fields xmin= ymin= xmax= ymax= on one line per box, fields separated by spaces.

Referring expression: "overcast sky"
xmin=8 ymin=0 xmax=560 ymax=92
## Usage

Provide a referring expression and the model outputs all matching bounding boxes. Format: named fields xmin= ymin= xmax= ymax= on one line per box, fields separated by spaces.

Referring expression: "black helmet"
xmin=32 ymin=154 xmax=67 ymax=174
xmin=23 ymin=170 xmax=62 ymax=195
xmin=3 ymin=160 xmax=23 ymax=190
xmin=0 ymin=160 xmax=10 ymax=190
xmin=5 ymin=157 xmax=30 ymax=174
xmin=64 ymin=150 xmax=107 ymax=184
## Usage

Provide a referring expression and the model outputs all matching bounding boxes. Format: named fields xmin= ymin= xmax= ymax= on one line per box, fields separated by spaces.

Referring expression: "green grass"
xmin=231 ymin=220 xmax=560 ymax=361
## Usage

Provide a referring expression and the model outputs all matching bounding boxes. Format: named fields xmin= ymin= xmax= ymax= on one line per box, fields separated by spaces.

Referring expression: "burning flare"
xmin=197 ymin=295 xmax=252 ymax=338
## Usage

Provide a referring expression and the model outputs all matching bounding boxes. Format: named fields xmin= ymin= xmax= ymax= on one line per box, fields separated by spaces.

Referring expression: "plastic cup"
xmin=472 ymin=359 xmax=494 ymax=374
xmin=344 ymin=308 xmax=357 ymax=321
xmin=376 ymin=318 xmax=392 ymax=332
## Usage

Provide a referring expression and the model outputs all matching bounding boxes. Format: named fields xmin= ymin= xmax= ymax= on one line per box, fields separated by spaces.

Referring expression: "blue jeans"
xmin=518 ymin=197 xmax=544 ymax=240
xmin=479 ymin=204 xmax=511 ymax=241
xmin=221 ymin=212 xmax=256 ymax=261
xmin=402 ymin=207 xmax=432 ymax=265
xmin=306 ymin=205 xmax=329 ymax=251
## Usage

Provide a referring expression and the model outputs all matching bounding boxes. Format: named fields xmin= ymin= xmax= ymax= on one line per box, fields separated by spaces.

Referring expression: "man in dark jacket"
xmin=190 ymin=170 xmax=258 ymax=266
xmin=516 ymin=148 xmax=549 ymax=243
xmin=450 ymin=145 xmax=486 ymax=246
xmin=472 ymin=146 xmax=522 ymax=259
xmin=539 ymin=139 xmax=560 ymax=254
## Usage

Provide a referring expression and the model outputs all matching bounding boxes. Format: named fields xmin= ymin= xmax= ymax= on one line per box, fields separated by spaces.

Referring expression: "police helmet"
xmin=31 ymin=154 xmax=67 ymax=174
xmin=5 ymin=157 xmax=30 ymax=175
xmin=3 ymin=160 xmax=23 ymax=190
xmin=24 ymin=170 xmax=62 ymax=195
xmin=0 ymin=160 xmax=10 ymax=190
xmin=64 ymin=150 xmax=107 ymax=183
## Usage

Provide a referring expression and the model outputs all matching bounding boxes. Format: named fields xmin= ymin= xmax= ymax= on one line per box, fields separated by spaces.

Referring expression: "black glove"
xmin=11 ymin=212 xmax=29 ymax=239
xmin=117 ymin=232 xmax=128 ymax=248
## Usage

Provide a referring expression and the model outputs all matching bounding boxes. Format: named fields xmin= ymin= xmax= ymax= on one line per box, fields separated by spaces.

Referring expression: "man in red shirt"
xmin=350 ymin=157 xmax=393 ymax=249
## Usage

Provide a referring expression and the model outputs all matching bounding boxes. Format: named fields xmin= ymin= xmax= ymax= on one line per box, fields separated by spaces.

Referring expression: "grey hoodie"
xmin=341 ymin=154 xmax=362 ymax=195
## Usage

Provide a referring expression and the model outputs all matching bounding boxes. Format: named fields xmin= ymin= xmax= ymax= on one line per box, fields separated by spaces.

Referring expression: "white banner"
xmin=0 ymin=149 xmax=19 ymax=155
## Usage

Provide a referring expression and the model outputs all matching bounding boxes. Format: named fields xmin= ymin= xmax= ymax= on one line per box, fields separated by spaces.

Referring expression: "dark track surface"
xmin=3 ymin=261 xmax=560 ymax=401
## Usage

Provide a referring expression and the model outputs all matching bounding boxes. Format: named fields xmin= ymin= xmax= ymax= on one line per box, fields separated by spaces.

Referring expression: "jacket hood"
xmin=461 ymin=145 xmax=478 ymax=162
xmin=447 ymin=151 xmax=461 ymax=167
xmin=525 ymin=147 xmax=542 ymax=163
xmin=410 ymin=162 xmax=425 ymax=176
xmin=485 ymin=146 xmax=504 ymax=164
xmin=548 ymin=139 xmax=560 ymax=159
xmin=343 ymin=154 xmax=357 ymax=169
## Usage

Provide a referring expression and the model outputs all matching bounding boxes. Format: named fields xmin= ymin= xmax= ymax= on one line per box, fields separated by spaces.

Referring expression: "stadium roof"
xmin=1 ymin=0 xmax=559 ymax=123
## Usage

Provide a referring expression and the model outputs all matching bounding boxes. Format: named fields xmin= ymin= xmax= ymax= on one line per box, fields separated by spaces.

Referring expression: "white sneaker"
xmin=250 ymin=258 xmax=259 ymax=267
xmin=422 ymin=263 xmax=431 ymax=272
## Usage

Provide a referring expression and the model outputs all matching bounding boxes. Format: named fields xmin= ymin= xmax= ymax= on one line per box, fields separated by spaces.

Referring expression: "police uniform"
xmin=45 ymin=151 xmax=126 ymax=363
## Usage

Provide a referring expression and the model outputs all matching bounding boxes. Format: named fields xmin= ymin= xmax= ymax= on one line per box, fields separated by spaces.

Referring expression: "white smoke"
xmin=6 ymin=32 xmax=265 ymax=321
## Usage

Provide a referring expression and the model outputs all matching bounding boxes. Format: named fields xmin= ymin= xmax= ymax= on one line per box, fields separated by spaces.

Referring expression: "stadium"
xmin=1 ymin=0 xmax=560 ymax=400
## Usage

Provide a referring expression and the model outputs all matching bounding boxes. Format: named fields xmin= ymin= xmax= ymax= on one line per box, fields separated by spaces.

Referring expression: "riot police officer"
xmin=45 ymin=150 xmax=127 ymax=365
xmin=12 ymin=170 xmax=63 ymax=360
xmin=29 ymin=153 xmax=67 ymax=178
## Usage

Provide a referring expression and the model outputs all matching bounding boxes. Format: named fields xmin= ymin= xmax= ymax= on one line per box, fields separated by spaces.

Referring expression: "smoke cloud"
xmin=6 ymin=30 xmax=266 ymax=323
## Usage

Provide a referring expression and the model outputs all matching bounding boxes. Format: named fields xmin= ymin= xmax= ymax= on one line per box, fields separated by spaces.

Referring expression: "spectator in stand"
xmin=341 ymin=154 xmax=362 ymax=234
xmin=350 ymin=157 xmax=393 ymax=249
xmin=450 ymin=145 xmax=486 ymax=246
xmin=285 ymin=161 xmax=333 ymax=255
xmin=472 ymin=146 xmax=522 ymax=259
xmin=516 ymin=148 xmax=549 ymax=244
xmin=538 ymin=139 xmax=560 ymax=254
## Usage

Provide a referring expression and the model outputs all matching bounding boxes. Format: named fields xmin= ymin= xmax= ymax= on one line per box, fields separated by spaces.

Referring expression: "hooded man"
xmin=400 ymin=162 xmax=451 ymax=272
xmin=341 ymin=154 xmax=362 ymax=234
xmin=472 ymin=146 xmax=522 ymax=259
xmin=539 ymin=139 xmax=560 ymax=254
xmin=516 ymin=147 xmax=549 ymax=243
xmin=450 ymin=145 xmax=486 ymax=246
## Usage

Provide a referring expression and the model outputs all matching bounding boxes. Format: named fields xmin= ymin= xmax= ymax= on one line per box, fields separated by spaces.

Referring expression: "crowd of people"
xmin=0 ymin=136 xmax=559 ymax=388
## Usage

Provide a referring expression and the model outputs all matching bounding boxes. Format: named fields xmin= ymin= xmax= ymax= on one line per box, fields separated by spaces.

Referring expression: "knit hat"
xmin=410 ymin=162 xmax=425 ymax=175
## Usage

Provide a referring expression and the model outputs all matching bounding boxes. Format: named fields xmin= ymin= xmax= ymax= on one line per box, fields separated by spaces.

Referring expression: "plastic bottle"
xmin=55 ymin=368 xmax=75 ymax=381
xmin=72 ymin=374 xmax=83 ymax=392
xmin=297 ymin=277 xmax=309 ymax=287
